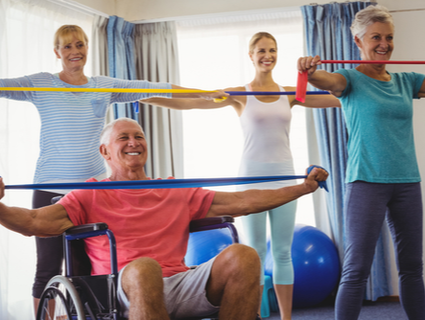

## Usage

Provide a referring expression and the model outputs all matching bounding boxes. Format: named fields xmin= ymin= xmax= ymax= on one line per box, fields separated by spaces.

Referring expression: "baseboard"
xmin=376 ymin=296 xmax=400 ymax=302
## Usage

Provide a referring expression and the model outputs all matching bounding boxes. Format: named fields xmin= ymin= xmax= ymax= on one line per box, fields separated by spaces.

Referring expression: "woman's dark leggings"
xmin=32 ymin=190 xmax=64 ymax=298
xmin=335 ymin=181 xmax=425 ymax=320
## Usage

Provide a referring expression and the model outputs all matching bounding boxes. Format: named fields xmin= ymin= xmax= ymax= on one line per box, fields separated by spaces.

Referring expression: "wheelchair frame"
xmin=36 ymin=216 xmax=238 ymax=320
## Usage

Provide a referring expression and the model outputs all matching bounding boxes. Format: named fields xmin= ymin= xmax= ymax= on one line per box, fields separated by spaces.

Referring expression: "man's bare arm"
xmin=206 ymin=167 xmax=328 ymax=217
xmin=0 ymin=177 xmax=73 ymax=237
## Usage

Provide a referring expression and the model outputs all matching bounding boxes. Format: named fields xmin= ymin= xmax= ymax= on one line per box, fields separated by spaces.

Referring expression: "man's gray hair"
xmin=100 ymin=117 xmax=143 ymax=146
xmin=351 ymin=4 xmax=394 ymax=40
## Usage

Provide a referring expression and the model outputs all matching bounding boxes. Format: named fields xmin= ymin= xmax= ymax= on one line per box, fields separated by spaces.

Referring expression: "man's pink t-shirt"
xmin=59 ymin=178 xmax=216 ymax=277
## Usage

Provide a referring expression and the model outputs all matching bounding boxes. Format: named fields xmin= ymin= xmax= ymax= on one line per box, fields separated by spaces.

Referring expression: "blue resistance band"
xmin=133 ymin=91 xmax=330 ymax=113
xmin=4 ymin=166 xmax=328 ymax=192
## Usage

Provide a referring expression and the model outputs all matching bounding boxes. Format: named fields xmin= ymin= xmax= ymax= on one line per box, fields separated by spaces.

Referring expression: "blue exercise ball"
xmin=264 ymin=239 xmax=274 ymax=278
xmin=185 ymin=229 xmax=233 ymax=266
xmin=264 ymin=224 xmax=340 ymax=308
xmin=291 ymin=224 xmax=340 ymax=308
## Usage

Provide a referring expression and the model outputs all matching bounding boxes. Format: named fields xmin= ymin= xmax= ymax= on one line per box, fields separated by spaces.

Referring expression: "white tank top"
xmin=237 ymin=84 xmax=295 ymax=190
xmin=239 ymin=84 xmax=293 ymax=163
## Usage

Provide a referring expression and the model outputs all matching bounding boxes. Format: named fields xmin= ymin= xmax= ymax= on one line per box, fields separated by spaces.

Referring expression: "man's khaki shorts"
xmin=117 ymin=257 xmax=220 ymax=319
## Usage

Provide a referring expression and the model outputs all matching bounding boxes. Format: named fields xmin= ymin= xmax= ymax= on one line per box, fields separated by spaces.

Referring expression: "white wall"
xmin=74 ymin=0 xmax=333 ymax=21
xmin=73 ymin=0 xmax=116 ymax=16
xmin=379 ymin=0 xmax=425 ymax=11
xmin=115 ymin=0 xmax=331 ymax=21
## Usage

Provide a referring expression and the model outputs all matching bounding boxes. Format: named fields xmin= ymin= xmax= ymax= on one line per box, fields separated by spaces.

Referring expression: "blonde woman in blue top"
xmin=0 ymin=24 xmax=225 ymax=314
xmin=298 ymin=5 xmax=425 ymax=320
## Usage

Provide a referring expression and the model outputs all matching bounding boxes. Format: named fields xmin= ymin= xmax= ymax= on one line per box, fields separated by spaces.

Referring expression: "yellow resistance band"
xmin=0 ymin=87 xmax=217 ymax=94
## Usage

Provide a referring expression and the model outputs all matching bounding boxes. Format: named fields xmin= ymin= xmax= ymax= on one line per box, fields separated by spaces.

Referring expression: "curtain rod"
xmin=309 ymin=1 xmax=376 ymax=4
xmin=131 ymin=6 xmax=300 ymax=24
xmin=389 ymin=8 xmax=425 ymax=13
xmin=46 ymin=0 xmax=109 ymax=18
xmin=308 ymin=2 xmax=425 ymax=13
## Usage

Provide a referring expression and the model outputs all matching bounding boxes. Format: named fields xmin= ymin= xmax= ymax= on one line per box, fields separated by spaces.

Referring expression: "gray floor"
xmin=265 ymin=301 xmax=407 ymax=320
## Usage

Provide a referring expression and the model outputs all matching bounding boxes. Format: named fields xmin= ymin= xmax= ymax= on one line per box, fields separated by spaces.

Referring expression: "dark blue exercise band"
xmin=4 ymin=166 xmax=328 ymax=191
xmin=134 ymin=91 xmax=330 ymax=113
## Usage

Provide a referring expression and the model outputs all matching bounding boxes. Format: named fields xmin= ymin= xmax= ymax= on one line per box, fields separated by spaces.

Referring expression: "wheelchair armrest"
xmin=64 ymin=222 xmax=118 ymax=275
xmin=65 ymin=223 xmax=109 ymax=236
xmin=51 ymin=195 xmax=63 ymax=204
xmin=190 ymin=216 xmax=234 ymax=230
xmin=190 ymin=216 xmax=239 ymax=243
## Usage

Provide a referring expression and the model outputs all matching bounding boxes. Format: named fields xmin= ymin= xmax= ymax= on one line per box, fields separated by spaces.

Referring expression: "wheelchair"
xmin=35 ymin=216 xmax=244 ymax=320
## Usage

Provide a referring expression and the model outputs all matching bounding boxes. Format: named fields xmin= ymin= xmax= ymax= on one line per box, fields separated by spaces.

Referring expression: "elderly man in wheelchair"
xmin=0 ymin=117 xmax=328 ymax=320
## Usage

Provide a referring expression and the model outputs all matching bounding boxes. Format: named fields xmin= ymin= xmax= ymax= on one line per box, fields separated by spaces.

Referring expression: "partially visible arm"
xmin=0 ymin=178 xmax=74 ymax=237
xmin=0 ymin=76 xmax=35 ymax=101
xmin=169 ymin=84 xmax=228 ymax=100
xmin=297 ymin=55 xmax=347 ymax=97
xmin=109 ymin=78 xmax=228 ymax=104
xmin=141 ymin=86 xmax=245 ymax=115
xmin=284 ymin=86 xmax=341 ymax=108
xmin=141 ymin=97 xmax=231 ymax=111
xmin=206 ymin=167 xmax=328 ymax=218
xmin=418 ymin=78 xmax=425 ymax=98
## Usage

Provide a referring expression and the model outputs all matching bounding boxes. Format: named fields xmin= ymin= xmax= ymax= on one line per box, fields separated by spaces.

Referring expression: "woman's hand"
xmin=297 ymin=55 xmax=346 ymax=96
xmin=0 ymin=177 xmax=4 ymax=200
xmin=297 ymin=55 xmax=322 ymax=77
xmin=198 ymin=89 xmax=229 ymax=101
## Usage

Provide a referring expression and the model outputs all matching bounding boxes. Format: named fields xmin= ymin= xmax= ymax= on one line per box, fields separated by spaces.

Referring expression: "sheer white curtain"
xmin=0 ymin=1 xmax=94 ymax=318
xmin=175 ymin=10 xmax=317 ymax=233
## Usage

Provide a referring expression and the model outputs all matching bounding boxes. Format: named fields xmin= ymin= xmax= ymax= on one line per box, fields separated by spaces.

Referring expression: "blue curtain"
xmin=301 ymin=1 xmax=390 ymax=300
xmin=107 ymin=15 xmax=137 ymax=119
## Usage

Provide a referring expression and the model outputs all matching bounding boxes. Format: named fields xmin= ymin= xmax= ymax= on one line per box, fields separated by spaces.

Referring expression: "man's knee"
xmin=216 ymin=244 xmax=261 ymax=279
xmin=122 ymin=257 xmax=163 ymax=291
xmin=207 ymin=244 xmax=260 ymax=305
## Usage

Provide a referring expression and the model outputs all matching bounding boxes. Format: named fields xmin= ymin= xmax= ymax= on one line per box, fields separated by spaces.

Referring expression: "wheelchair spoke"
xmin=38 ymin=287 xmax=71 ymax=320
xmin=36 ymin=276 xmax=86 ymax=320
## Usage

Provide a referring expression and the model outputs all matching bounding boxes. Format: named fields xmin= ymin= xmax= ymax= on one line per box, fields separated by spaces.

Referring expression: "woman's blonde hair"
xmin=249 ymin=32 xmax=277 ymax=53
xmin=53 ymin=25 xmax=89 ymax=49
xmin=351 ymin=5 xmax=394 ymax=40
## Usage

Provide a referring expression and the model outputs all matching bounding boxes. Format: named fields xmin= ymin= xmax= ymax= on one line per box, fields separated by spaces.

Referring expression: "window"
xmin=176 ymin=9 xmax=316 ymax=231
xmin=0 ymin=1 xmax=94 ymax=317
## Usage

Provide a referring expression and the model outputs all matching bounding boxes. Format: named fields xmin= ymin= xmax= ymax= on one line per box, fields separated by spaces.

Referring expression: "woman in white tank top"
xmin=143 ymin=32 xmax=340 ymax=320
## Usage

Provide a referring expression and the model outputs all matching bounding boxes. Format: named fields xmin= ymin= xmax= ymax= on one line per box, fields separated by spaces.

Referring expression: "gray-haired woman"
xmin=297 ymin=5 xmax=425 ymax=320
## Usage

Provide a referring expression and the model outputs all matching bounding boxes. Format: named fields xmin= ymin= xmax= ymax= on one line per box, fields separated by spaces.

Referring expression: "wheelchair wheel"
xmin=36 ymin=275 xmax=86 ymax=320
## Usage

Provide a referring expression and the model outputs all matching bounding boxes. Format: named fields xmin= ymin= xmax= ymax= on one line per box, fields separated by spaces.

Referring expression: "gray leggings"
xmin=335 ymin=181 xmax=425 ymax=320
